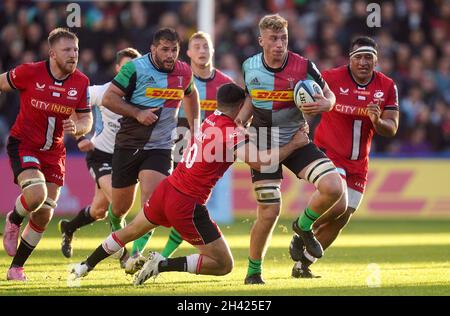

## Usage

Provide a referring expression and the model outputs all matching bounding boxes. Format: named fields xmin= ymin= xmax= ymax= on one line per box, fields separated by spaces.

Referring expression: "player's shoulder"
xmin=175 ymin=59 xmax=192 ymax=76
xmin=243 ymin=53 xmax=263 ymax=70
xmin=72 ymin=69 xmax=89 ymax=83
xmin=12 ymin=60 xmax=46 ymax=74
xmin=214 ymin=69 xmax=234 ymax=84
xmin=322 ymin=65 xmax=348 ymax=81
xmin=374 ymin=70 xmax=395 ymax=87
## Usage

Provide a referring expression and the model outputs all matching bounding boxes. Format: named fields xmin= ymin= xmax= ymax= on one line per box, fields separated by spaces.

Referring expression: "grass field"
xmin=0 ymin=217 xmax=449 ymax=296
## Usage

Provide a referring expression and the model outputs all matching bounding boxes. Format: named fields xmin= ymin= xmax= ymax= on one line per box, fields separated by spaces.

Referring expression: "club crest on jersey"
xmin=287 ymin=78 xmax=295 ymax=89
xmin=339 ymin=87 xmax=349 ymax=95
xmin=374 ymin=91 xmax=384 ymax=98
xmin=68 ymin=88 xmax=78 ymax=97
xmin=35 ymin=83 xmax=46 ymax=91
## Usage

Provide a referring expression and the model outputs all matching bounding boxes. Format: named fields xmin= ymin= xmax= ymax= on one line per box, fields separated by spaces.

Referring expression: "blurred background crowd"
xmin=0 ymin=0 xmax=449 ymax=156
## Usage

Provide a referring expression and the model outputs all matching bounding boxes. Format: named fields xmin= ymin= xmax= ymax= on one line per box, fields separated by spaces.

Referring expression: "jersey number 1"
xmin=41 ymin=117 xmax=56 ymax=151
xmin=350 ymin=120 xmax=362 ymax=160
xmin=181 ymin=143 xmax=198 ymax=168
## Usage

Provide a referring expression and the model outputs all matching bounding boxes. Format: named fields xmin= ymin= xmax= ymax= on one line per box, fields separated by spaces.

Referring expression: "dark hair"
xmin=116 ymin=47 xmax=141 ymax=65
xmin=48 ymin=28 xmax=78 ymax=46
xmin=350 ymin=36 xmax=377 ymax=52
xmin=152 ymin=28 xmax=180 ymax=46
xmin=217 ymin=83 xmax=246 ymax=109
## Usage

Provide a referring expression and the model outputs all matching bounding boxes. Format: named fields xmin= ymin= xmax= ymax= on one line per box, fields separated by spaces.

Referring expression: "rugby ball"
xmin=293 ymin=79 xmax=324 ymax=109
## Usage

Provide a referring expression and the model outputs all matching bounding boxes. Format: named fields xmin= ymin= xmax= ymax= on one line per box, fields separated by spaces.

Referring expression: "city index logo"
xmin=31 ymin=98 xmax=73 ymax=115
xmin=251 ymin=90 xmax=293 ymax=101
xmin=334 ymin=103 xmax=370 ymax=116
xmin=200 ymin=100 xmax=217 ymax=111
xmin=145 ymin=88 xmax=184 ymax=100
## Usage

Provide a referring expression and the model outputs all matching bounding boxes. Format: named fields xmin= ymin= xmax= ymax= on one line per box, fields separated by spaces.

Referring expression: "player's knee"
xmin=21 ymin=180 xmax=48 ymax=211
xmin=258 ymin=204 xmax=281 ymax=222
xmin=318 ymin=174 xmax=344 ymax=202
xmin=217 ymin=254 xmax=234 ymax=276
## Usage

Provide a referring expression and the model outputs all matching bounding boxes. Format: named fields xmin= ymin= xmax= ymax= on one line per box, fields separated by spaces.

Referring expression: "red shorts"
xmin=7 ymin=136 xmax=65 ymax=186
xmin=144 ymin=178 xmax=222 ymax=246
xmin=325 ymin=151 xmax=367 ymax=193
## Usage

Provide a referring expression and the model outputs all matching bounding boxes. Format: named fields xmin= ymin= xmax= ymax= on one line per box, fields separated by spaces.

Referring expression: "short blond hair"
xmin=189 ymin=31 xmax=213 ymax=48
xmin=259 ymin=14 xmax=288 ymax=32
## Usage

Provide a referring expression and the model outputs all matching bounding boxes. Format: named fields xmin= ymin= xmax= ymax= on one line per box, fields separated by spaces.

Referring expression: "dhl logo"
xmin=200 ymin=100 xmax=217 ymax=111
xmin=231 ymin=162 xmax=450 ymax=215
xmin=251 ymin=90 xmax=293 ymax=101
xmin=145 ymin=88 xmax=184 ymax=100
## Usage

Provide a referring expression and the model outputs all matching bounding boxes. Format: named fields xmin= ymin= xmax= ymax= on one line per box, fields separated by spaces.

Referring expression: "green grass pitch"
xmin=0 ymin=217 xmax=449 ymax=296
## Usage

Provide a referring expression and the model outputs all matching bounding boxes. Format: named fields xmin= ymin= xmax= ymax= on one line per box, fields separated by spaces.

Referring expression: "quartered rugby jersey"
xmin=243 ymin=51 xmax=325 ymax=146
xmin=178 ymin=69 xmax=234 ymax=121
xmin=112 ymin=53 xmax=193 ymax=150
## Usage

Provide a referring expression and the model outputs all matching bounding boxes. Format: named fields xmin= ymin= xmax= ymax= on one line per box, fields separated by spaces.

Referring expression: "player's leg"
xmin=70 ymin=210 xmax=158 ymax=279
xmin=161 ymin=228 xmax=183 ymax=258
xmin=7 ymin=183 xmax=59 ymax=281
xmin=245 ymin=169 xmax=283 ymax=285
xmin=59 ymin=184 xmax=109 ymax=258
xmin=3 ymin=168 xmax=47 ymax=258
xmin=127 ymin=149 xmax=172 ymax=273
xmin=133 ymin=202 xmax=232 ymax=285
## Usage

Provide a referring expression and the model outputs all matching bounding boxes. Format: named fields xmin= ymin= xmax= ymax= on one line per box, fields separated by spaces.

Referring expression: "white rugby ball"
xmin=293 ymin=79 xmax=324 ymax=109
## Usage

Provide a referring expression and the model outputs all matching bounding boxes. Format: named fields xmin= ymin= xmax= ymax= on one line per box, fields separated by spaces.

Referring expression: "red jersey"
xmin=314 ymin=65 xmax=398 ymax=176
xmin=7 ymin=60 xmax=91 ymax=154
xmin=168 ymin=110 xmax=247 ymax=204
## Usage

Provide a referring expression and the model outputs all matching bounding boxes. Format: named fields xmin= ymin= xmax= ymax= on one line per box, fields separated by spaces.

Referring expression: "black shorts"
xmin=86 ymin=148 xmax=113 ymax=188
xmin=112 ymin=148 xmax=173 ymax=188
xmin=251 ymin=142 xmax=327 ymax=183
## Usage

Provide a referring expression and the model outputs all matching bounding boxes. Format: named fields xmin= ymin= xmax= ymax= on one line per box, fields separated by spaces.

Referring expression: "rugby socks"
xmin=131 ymin=231 xmax=153 ymax=255
xmin=161 ymin=228 xmax=183 ymax=258
xmin=298 ymin=207 xmax=320 ymax=232
xmin=64 ymin=206 xmax=95 ymax=234
xmin=247 ymin=257 xmax=262 ymax=276
xmin=86 ymin=233 xmax=123 ymax=268
xmin=108 ymin=204 xmax=125 ymax=232
xmin=158 ymin=254 xmax=202 ymax=274
xmin=11 ymin=221 xmax=44 ymax=268
xmin=9 ymin=195 xmax=31 ymax=226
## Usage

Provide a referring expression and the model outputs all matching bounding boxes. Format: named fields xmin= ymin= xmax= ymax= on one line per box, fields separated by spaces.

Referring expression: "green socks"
xmin=247 ymin=257 xmax=262 ymax=276
xmin=131 ymin=231 xmax=153 ymax=255
xmin=108 ymin=204 xmax=125 ymax=232
xmin=161 ymin=228 xmax=183 ymax=258
xmin=298 ymin=207 xmax=320 ymax=231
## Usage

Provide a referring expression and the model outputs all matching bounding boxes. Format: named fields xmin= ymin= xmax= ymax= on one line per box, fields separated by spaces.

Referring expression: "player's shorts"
xmin=86 ymin=148 xmax=113 ymax=188
xmin=112 ymin=148 xmax=173 ymax=188
xmin=143 ymin=178 xmax=222 ymax=246
xmin=6 ymin=136 xmax=65 ymax=186
xmin=251 ymin=142 xmax=327 ymax=183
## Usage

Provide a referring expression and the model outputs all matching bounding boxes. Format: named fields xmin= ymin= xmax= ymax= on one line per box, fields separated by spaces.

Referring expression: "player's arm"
xmin=63 ymin=111 xmax=93 ymax=137
xmin=235 ymin=123 xmax=310 ymax=171
xmin=0 ymin=72 xmax=14 ymax=93
xmin=235 ymin=95 xmax=253 ymax=127
xmin=182 ymin=79 xmax=200 ymax=134
xmin=367 ymin=100 xmax=399 ymax=137
xmin=102 ymin=84 xmax=159 ymax=126
xmin=301 ymin=62 xmax=336 ymax=115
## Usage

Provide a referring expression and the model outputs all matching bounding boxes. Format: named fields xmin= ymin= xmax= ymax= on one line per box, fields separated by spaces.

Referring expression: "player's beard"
xmin=56 ymin=57 xmax=77 ymax=76
xmin=154 ymin=54 xmax=175 ymax=72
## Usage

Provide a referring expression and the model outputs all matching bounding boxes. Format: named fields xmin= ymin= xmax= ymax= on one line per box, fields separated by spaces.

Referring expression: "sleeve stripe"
xmin=75 ymin=108 xmax=92 ymax=113
xmin=6 ymin=71 xmax=17 ymax=90
xmin=384 ymin=106 xmax=399 ymax=111
xmin=111 ymin=79 xmax=127 ymax=93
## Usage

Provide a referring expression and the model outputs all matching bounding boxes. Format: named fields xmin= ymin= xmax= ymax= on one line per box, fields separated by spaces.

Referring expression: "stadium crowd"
xmin=0 ymin=0 xmax=449 ymax=155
